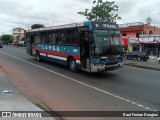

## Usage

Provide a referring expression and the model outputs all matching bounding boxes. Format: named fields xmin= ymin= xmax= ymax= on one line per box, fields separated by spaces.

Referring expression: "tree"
xmin=31 ymin=24 xmax=45 ymax=29
xmin=0 ymin=34 xmax=13 ymax=44
xmin=78 ymin=0 xmax=121 ymax=22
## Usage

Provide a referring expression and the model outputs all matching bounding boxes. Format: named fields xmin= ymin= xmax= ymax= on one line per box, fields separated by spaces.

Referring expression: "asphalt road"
xmin=0 ymin=46 xmax=160 ymax=120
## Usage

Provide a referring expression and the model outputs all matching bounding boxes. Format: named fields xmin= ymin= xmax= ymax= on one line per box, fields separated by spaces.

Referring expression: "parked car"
xmin=18 ymin=41 xmax=26 ymax=47
xmin=0 ymin=40 xmax=3 ymax=45
xmin=125 ymin=51 xmax=149 ymax=61
xmin=158 ymin=57 xmax=160 ymax=62
xmin=0 ymin=44 xmax=3 ymax=48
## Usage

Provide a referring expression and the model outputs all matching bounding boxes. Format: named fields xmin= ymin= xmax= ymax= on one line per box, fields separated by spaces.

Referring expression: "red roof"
xmin=120 ymin=25 xmax=144 ymax=32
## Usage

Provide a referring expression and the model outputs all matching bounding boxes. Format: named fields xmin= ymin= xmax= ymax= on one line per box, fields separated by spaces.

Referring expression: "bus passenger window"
xmin=65 ymin=29 xmax=78 ymax=46
xmin=73 ymin=37 xmax=79 ymax=45
xmin=34 ymin=33 xmax=41 ymax=43
xmin=56 ymin=31 xmax=65 ymax=44
xmin=42 ymin=32 xmax=48 ymax=43
xmin=55 ymin=38 xmax=59 ymax=44
xmin=65 ymin=37 xmax=70 ymax=44
xmin=48 ymin=33 xmax=56 ymax=44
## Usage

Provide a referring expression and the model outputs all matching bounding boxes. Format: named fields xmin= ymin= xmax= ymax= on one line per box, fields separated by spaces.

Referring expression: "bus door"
xmin=80 ymin=31 xmax=90 ymax=71
xmin=26 ymin=32 xmax=35 ymax=56
xmin=30 ymin=34 xmax=35 ymax=56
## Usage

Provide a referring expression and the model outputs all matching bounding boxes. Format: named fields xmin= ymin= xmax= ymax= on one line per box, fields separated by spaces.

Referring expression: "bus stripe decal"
xmin=40 ymin=53 xmax=46 ymax=56
xmin=47 ymin=55 xmax=67 ymax=61
xmin=39 ymin=50 xmax=80 ymax=60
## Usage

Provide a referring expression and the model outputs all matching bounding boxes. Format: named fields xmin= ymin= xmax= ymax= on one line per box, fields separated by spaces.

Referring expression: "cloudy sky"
xmin=0 ymin=0 xmax=160 ymax=35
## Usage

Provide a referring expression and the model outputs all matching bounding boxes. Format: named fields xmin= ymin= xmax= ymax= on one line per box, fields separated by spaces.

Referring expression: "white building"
xmin=13 ymin=28 xmax=26 ymax=41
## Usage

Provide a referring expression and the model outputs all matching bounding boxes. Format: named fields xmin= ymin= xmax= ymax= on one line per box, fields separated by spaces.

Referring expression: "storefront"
xmin=143 ymin=44 xmax=159 ymax=56
xmin=122 ymin=37 xmax=128 ymax=53
xmin=128 ymin=38 xmax=141 ymax=52
xmin=128 ymin=37 xmax=160 ymax=57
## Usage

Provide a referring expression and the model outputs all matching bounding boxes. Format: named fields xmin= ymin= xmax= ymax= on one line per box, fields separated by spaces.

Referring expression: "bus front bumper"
xmin=90 ymin=61 xmax=124 ymax=72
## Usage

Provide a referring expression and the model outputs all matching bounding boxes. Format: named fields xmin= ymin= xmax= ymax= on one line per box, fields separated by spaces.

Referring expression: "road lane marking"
xmin=0 ymin=51 xmax=157 ymax=111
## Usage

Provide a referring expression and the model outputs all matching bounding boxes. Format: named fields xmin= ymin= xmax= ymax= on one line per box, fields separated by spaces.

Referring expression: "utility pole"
xmin=25 ymin=26 xmax=31 ymax=31
xmin=53 ymin=12 xmax=54 ymax=26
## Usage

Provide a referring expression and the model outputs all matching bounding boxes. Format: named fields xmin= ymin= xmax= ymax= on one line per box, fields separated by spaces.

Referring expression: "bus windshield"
xmin=93 ymin=30 xmax=122 ymax=56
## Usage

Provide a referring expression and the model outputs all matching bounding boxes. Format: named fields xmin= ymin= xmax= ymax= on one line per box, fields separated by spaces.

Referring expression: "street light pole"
xmin=25 ymin=26 xmax=31 ymax=31
xmin=53 ymin=12 xmax=54 ymax=26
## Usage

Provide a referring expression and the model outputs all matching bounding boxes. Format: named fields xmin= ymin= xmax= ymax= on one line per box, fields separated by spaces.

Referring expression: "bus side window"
xmin=41 ymin=32 xmax=48 ymax=43
xmin=56 ymin=37 xmax=59 ymax=44
xmin=73 ymin=29 xmax=79 ymax=45
xmin=65 ymin=29 xmax=78 ymax=46
xmin=65 ymin=37 xmax=72 ymax=45
xmin=56 ymin=30 xmax=65 ymax=45
xmin=48 ymin=32 xmax=56 ymax=44
xmin=34 ymin=33 xmax=41 ymax=43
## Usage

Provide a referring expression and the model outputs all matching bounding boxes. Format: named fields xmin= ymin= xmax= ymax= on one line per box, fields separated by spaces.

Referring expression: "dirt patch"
xmin=0 ymin=60 xmax=64 ymax=119
xmin=0 ymin=60 xmax=38 ymax=102
xmin=0 ymin=60 xmax=51 ymax=108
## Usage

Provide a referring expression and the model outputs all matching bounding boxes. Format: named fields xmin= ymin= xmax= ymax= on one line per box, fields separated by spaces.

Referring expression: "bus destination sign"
xmin=92 ymin=22 xmax=118 ymax=29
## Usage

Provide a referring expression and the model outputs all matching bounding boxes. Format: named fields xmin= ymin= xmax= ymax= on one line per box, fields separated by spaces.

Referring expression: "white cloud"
xmin=0 ymin=0 xmax=160 ymax=34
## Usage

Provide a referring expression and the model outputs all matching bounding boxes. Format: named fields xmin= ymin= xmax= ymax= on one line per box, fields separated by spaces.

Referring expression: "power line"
xmin=115 ymin=0 xmax=150 ymax=5
xmin=119 ymin=8 xmax=160 ymax=21
xmin=0 ymin=9 xmax=67 ymax=25
xmin=0 ymin=0 xmax=150 ymax=22
xmin=114 ymin=0 xmax=159 ymax=23
xmin=0 ymin=10 xmax=51 ymax=21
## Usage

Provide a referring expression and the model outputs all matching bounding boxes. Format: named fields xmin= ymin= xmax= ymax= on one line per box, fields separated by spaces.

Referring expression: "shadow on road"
xmin=26 ymin=58 xmax=122 ymax=84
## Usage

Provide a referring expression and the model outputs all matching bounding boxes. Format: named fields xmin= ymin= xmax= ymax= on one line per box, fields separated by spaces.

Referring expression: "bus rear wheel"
xmin=69 ymin=58 xmax=77 ymax=72
xmin=36 ymin=51 xmax=42 ymax=62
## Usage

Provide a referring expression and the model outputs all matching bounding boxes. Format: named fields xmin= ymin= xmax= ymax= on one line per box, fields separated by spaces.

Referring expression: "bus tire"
xmin=36 ymin=51 xmax=42 ymax=62
xmin=68 ymin=58 xmax=77 ymax=72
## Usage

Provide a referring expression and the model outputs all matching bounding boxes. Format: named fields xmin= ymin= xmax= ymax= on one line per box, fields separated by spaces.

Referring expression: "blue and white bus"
xmin=26 ymin=21 xmax=124 ymax=72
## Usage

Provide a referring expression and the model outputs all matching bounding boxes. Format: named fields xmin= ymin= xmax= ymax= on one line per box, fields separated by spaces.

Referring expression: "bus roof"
xmin=27 ymin=21 xmax=118 ymax=33
xmin=28 ymin=22 xmax=84 ymax=33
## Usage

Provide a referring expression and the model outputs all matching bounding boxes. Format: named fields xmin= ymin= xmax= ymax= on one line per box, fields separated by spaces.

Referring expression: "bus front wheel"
xmin=69 ymin=58 xmax=77 ymax=72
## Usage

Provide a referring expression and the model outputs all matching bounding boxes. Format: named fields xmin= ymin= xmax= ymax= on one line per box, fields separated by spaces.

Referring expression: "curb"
xmin=124 ymin=63 xmax=160 ymax=71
